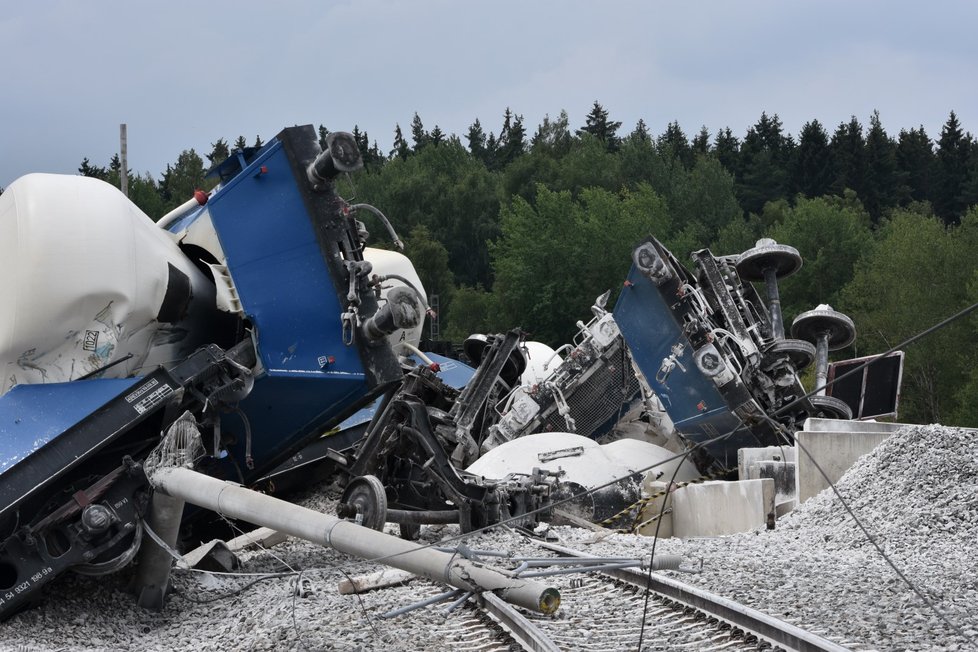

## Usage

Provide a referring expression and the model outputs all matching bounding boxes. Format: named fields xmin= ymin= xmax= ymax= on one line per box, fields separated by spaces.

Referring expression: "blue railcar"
xmin=0 ymin=126 xmax=410 ymax=618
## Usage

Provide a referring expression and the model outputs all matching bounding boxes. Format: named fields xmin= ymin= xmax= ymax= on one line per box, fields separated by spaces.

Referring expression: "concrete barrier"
xmin=801 ymin=418 xmax=905 ymax=433
xmin=670 ymin=479 xmax=774 ymax=538
xmin=795 ymin=425 xmax=895 ymax=503
xmin=738 ymin=446 xmax=797 ymax=507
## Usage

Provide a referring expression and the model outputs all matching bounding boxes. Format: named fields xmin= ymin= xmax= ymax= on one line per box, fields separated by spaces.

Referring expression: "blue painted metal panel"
xmin=335 ymin=353 xmax=476 ymax=432
xmin=614 ymin=261 xmax=755 ymax=468
xmin=189 ymin=128 xmax=402 ymax=478
xmin=205 ymin=140 xmax=363 ymax=378
xmin=0 ymin=378 xmax=141 ymax=474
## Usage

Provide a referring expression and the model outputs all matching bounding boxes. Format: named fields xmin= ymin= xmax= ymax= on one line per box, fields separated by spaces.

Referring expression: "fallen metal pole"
xmin=150 ymin=467 xmax=560 ymax=615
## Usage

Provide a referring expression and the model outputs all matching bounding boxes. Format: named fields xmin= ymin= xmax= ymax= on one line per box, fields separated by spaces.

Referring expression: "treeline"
xmin=72 ymin=104 xmax=978 ymax=426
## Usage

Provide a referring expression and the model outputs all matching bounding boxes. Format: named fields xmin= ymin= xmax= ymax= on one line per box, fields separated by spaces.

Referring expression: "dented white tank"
xmin=0 ymin=174 xmax=217 ymax=396
xmin=466 ymin=432 xmax=697 ymax=523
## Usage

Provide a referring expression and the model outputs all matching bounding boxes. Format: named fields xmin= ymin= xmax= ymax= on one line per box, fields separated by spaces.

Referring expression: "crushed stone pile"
xmin=554 ymin=424 xmax=978 ymax=651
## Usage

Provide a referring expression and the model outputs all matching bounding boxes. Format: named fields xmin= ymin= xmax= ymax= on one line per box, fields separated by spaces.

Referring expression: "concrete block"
xmin=637 ymin=479 xmax=673 ymax=538
xmin=739 ymin=446 xmax=797 ymax=506
xmin=737 ymin=446 xmax=797 ymax=479
xmin=747 ymin=460 xmax=796 ymax=505
xmin=671 ymin=479 xmax=774 ymax=538
xmin=795 ymin=429 xmax=893 ymax=503
xmin=802 ymin=418 xmax=906 ymax=433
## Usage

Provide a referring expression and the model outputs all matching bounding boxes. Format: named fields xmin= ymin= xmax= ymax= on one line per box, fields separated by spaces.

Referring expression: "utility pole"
xmin=120 ymin=123 xmax=129 ymax=197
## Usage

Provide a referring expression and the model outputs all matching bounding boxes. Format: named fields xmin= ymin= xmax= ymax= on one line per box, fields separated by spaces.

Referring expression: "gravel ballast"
xmin=0 ymin=424 xmax=975 ymax=651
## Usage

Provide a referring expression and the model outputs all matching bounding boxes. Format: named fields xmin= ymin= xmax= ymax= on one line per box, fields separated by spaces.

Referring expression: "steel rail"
xmin=479 ymin=591 xmax=561 ymax=652
xmin=536 ymin=540 xmax=852 ymax=652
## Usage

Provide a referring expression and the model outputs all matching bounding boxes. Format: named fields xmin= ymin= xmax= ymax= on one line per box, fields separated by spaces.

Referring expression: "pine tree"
xmin=629 ymin=119 xmax=651 ymax=143
xmin=531 ymin=111 xmax=573 ymax=156
xmin=792 ymin=120 xmax=832 ymax=198
xmin=736 ymin=113 xmax=792 ymax=214
xmin=318 ymin=125 xmax=330 ymax=150
xmin=207 ymin=138 xmax=230 ymax=166
xmin=430 ymin=125 xmax=445 ymax=146
xmin=576 ymin=101 xmax=622 ymax=151
xmin=692 ymin=126 xmax=711 ymax=157
xmin=496 ymin=109 xmax=526 ymax=166
xmin=410 ymin=112 xmax=430 ymax=151
xmin=862 ymin=111 xmax=900 ymax=222
xmin=485 ymin=132 xmax=499 ymax=168
xmin=934 ymin=111 xmax=969 ymax=223
xmin=233 ymin=136 xmax=248 ymax=151
xmin=829 ymin=116 xmax=866 ymax=197
xmin=657 ymin=121 xmax=692 ymax=167
xmin=958 ymin=138 xmax=978 ymax=212
xmin=391 ymin=124 xmax=410 ymax=160
xmin=253 ymin=135 xmax=263 ymax=148
xmin=78 ymin=157 xmax=108 ymax=179
xmin=467 ymin=119 xmax=487 ymax=161
xmin=159 ymin=149 xmax=207 ymax=212
xmin=352 ymin=126 xmax=382 ymax=168
xmin=352 ymin=125 xmax=367 ymax=153
xmin=896 ymin=126 xmax=934 ymax=205
xmin=713 ymin=128 xmax=740 ymax=174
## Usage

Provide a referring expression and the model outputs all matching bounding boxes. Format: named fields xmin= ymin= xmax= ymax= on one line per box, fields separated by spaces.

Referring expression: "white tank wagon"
xmin=0 ymin=174 xmax=218 ymax=395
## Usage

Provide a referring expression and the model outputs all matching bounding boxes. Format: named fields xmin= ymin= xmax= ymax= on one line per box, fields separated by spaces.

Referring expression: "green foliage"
xmin=207 ymin=138 xmax=230 ymax=167
xmin=390 ymin=124 xmax=409 ymax=161
xmin=553 ymin=134 xmax=622 ymax=195
xmin=490 ymin=184 xmax=669 ymax=345
xmin=792 ymin=120 xmax=832 ymax=198
xmin=711 ymin=213 xmax=766 ymax=256
xmin=402 ymin=224 xmax=455 ymax=324
xmin=444 ymin=285 xmax=499 ymax=341
xmin=351 ymin=139 xmax=500 ymax=288
xmin=769 ymin=195 xmax=874 ymax=322
xmin=78 ymin=157 xmax=108 ymax=179
xmin=128 ymin=172 xmax=165 ymax=220
xmin=949 ymin=207 xmax=978 ymax=424
xmin=862 ymin=111 xmax=900 ymax=222
xmin=736 ymin=113 xmax=793 ymax=214
xmin=410 ymin=112 xmax=429 ymax=151
xmin=657 ymin=121 xmax=693 ymax=168
xmin=495 ymin=108 xmax=526 ymax=168
xmin=830 ymin=116 xmax=866 ymax=197
xmin=532 ymin=111 xmax=573 ymax=157
xmin=159 ymin=149 xmax=208 ymax=212
xmin=896 ymin=126 xmax=934 ymax=206
xmin=840 ymin=208 xmax=976 ymax=424
xmin=671 ymin=155 xmax=742 ymax=240
xmin=576 ymin=101 xmax=622 ymax=152
xmin=466 ymin=119 xmax=488 ymax=163
xmin=934 ymin=111 xmax=972 ymax=224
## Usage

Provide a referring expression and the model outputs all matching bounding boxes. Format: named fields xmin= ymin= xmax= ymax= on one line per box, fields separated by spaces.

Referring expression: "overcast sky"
xmin=2 ymin=0 xmax=977 ymax=189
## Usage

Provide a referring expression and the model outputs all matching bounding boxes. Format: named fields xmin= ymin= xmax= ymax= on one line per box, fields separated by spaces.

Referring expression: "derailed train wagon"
xmin=0 ymin=126 xmax=414 ymax=618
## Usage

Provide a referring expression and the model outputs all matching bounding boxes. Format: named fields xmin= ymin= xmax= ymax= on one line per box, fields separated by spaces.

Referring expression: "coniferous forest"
xmin=50 ymin=104 xmax=978 ymax=427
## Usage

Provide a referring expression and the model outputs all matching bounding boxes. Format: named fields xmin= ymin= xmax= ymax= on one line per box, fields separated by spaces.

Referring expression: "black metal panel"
xmin=826 ymin=351 xmax=905 ymax=420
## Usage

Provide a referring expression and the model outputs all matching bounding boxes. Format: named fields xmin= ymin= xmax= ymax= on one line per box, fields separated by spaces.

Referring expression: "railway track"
xmin=403 ymin=538 xmax=855 ymax=652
